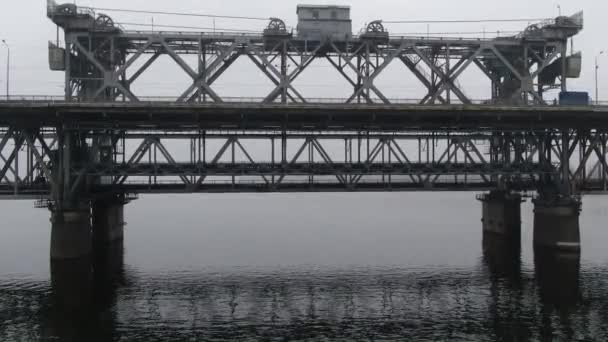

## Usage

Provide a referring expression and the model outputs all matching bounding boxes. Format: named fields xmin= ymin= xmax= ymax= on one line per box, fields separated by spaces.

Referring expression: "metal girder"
xmin=345 ymin=42 xmax=408 ymax=104
xmin=399 ymin=55 xmax=448 ymax=104
xmin=426 ymin=48 xmax=484 ymax=104
xmin=246 ymin=46 xmax=308 ymax=104
xmin=0 ymin=128 xmax=20 ymax=183
xmin=128 ymin=52 xmax=161 ymax=85
xmin=261 ymin=42 xmax=324 ymax=104
xmin=0 ymin=134 xmax=25 ymax=183
xmin=4 ymin=126 xmax=608 ymax=197
xmin=161 ymin=40 xmax=224 ymax=103
xmin=56 ymin=27 xmax=574 ymax=107
xmin=329 ymin=41 xmax=390 ymax=104
xmin=412 ymin=45 xmax=478 ymax=104
xmin=177 ymin=42 xmax=239 ymax=102
xmin=187 ymin=52 xmax=240 ymax=102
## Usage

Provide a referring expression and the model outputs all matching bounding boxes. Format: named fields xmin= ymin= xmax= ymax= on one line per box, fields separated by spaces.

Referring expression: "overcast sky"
xmin=0 ymin=0 xmax=606 ymax=100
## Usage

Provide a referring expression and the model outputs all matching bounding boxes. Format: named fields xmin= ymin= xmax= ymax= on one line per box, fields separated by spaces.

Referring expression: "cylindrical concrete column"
xmin=50 ymin=209 xmax=92 ymax=260
xmin=533 ymin=198 xmax=581 ymax=252
xmin=92 ymin=201 xmax=125 ymax=245
xmin=478 ymin=191 xmax=522 ymax=239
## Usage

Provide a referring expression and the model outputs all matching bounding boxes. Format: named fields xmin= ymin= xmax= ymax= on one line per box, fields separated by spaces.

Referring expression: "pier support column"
xmin=478 ymin=191 xmax=522 ymax=239
xmin=50 ymin=207 xmax=92 ymax=260
xmin=533 ymin=197 xmax=581 ymax=252
xmin=92 ymin=198 xmax=125 ymax=245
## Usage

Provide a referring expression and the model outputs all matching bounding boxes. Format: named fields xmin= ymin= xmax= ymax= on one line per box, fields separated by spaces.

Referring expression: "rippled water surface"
xmin=1 ymin=193 xmax=607 ymax=341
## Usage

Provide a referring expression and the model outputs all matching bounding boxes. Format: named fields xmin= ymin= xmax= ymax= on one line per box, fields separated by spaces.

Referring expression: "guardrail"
xmin=1 ymin=95 xmax=608 ymax=107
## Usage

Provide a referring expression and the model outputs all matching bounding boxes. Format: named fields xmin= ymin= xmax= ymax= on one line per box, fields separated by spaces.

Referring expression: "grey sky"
xmin=0 ymin=0 xmax=606 ymax=100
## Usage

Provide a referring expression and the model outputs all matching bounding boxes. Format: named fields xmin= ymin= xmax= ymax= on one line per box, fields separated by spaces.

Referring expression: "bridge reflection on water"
xmin=0 ymin=234 xmax=606 ymax=341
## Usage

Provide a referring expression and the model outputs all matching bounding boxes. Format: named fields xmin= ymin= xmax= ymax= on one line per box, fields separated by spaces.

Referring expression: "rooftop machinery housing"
xmin=296 ymin=5 xmax=353 ymax=41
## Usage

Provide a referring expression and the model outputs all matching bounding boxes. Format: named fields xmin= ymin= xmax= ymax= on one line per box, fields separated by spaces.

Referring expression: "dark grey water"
xmin=1 ymin=193 xmax=608 ymax=341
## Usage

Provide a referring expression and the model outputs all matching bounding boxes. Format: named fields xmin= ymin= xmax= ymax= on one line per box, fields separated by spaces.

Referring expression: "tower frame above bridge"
xmin=46 ymin=2 xmax=584 ymax=106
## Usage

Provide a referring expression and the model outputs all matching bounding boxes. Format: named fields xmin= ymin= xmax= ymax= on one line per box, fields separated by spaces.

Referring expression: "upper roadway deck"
xmin=1 ymin=100 xmax=607 ymax=131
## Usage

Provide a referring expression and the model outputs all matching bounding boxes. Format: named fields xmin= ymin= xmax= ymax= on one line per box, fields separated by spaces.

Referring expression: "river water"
xmin=0 ymin=192 xmax=607 ymax=341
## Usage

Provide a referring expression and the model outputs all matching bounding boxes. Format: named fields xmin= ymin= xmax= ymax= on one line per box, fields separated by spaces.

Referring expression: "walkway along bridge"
xmin=0 ymin=2 xmax=600 ymax=259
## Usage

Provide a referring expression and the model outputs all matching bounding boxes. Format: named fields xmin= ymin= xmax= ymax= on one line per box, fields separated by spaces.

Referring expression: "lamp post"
xmin=596 ymin=51 xmax=604 ymax=105
xmin=1 ymin=40 xmax=9 ymax=99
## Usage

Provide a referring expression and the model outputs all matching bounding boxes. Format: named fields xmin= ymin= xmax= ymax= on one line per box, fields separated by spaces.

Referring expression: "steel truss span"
xmin=46 ymin=3 xmax=583 ymax=106
xmin=0 ymin=125 xmax=607 ymax=199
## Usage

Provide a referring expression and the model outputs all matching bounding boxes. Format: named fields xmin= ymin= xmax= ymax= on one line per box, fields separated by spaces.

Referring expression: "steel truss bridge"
xmin=1 ymin=102 xmax=608 ymax=201
xmin=0 ymin=3 xmax=599 ymax=208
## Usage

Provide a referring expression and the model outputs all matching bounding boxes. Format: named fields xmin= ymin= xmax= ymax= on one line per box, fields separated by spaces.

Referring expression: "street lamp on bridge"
xmin=1 ymin=40 xmax=9 ymax=100
xmin=596 ymin=51 xmax=605 ymax=105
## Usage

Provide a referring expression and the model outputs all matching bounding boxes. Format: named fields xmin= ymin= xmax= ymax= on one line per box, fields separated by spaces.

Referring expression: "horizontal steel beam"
xmin=71 ymin=162 xmax=549 ymax=177
xmin=1 ymin=102 xmax=607 ymax=130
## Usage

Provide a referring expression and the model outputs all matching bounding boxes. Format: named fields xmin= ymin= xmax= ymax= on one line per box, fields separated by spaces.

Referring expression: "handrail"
xmin=2 ymin=95 xmax=608 ymax=107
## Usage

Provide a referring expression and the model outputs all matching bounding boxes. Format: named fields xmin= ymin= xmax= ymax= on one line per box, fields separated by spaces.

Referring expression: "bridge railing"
xmin=2 ymin=95 xmax=608 ymax=107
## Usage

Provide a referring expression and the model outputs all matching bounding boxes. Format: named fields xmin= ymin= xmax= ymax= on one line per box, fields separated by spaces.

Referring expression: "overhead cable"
xmin=383 ymin=18 xmax=549 ymax=24
xmin=87 ymin=7 xmax=269 ymax=21
xmin=119 ymin=22 xmax=261 ymax=33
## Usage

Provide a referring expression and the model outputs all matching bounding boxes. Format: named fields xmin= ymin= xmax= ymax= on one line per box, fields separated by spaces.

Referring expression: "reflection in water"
xmin=43 ymin=242 xmax=125 ymax=342
xmin=535 ymin=248 xmax=581 ymax=341
xmin=0 ymin=232 xmax=607 ymax=340
xmin=535 ymin=248 xmax=581 ymax=310
xmin=92 ymin=241 xmax=126 ymax=309
xmin=482 ymin=233 xmax=529 ymax=341
xmin=482 ymin=232 xmax=522 ymax=285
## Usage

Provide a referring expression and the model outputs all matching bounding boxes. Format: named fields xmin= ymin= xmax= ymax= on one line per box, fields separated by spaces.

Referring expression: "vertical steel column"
xmin=281 ymin=41 xmax=288 ymax=104
xmin=562 ymin=131 xmax=571 ymax=195
xmin=603 ymin=134 xmax=607 ymax=190
xmin=418 ymin=137 xmax=422 ymax=163
xmin=308 ymin=137 xmax=313 ymax=184
xmin=231 ymin=138 xmax=235 ymax=186
xmin=446 ymin=45 xmax=451 ymax=104
xmin=356 ymin=56 xmax=362 ymax=104
xmin=26 ymin=141 xmax=32 ymax=185
xmin=64 ymin=39 xmax=72 ymax=101
xmin=281 ymin=131 xmax=287 ymax=164
xmin=561 ymin=43 xmax=568 ymax=92
xmin=10 ymin=133 xmax=19 ymax=194
xmin=524 ymin=45 xmax=530 ymax=104
xmin=190 ymin=137 xmax=195 ymax=184
xmin=202 ymin=130 xmax=207 ymax=165
xmin=153 ymin=139 xmax=157 ymax=185
xmin=271 ymin=137 xmax=275 ymax=185
xmin=349 ymin=138 xmax=353 ymax=164
xmin=357 ymin=132 xmax=361 ymax=164
xmin=198 ymin=39 xmax=204 ymax=103
xmin=579 ymin=132 xmax=586 ymax=186
xmin=55 ymin=128 xmax=64 ymax=206
xmin=387 ymin=139 xmax=392 ymax=185
xmin=62 ymin=130 xmax=72 ymax=206
xmin=365 ymin=43 xmax=371 ymax=102
xmin=381 ymin=138 xmax=385 ymax=184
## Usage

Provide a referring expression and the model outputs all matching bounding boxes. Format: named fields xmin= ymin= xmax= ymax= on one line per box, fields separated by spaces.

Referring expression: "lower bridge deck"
xmin=1 ymin=101 xmax=608 ymax=200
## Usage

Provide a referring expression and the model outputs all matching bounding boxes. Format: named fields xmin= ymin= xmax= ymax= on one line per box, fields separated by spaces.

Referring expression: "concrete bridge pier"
xmin=478 ymin=190 xmax=523 ymax=240
xmin=92 ymin=196 xmax=126 ymax=246
xmin=50 ymin=205 xmax=92 ymax=260
xmin=533 ymin=196 xmax=582 ymax=252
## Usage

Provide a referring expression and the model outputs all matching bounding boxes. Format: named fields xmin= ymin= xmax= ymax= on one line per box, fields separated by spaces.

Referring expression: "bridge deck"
xmin=1 ymin=102 xmax=608 ymax=130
